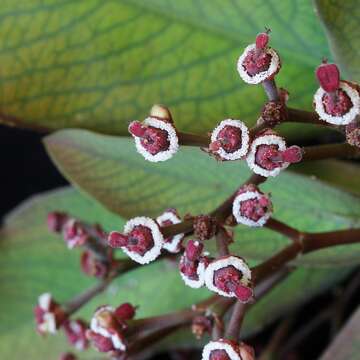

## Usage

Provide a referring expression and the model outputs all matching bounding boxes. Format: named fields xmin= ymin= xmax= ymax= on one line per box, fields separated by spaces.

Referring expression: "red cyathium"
xmin=63 ymin=219 xmax=89 ymax=249
xmin=232 ymin=184 xmax=272 ymax=227
xmin=108 ymin=217 xmax=164 ymax=264
xmin=80 ymin=250 xmax=111 ymax=279
xmin=129 ymin=121 xmax=170 ymax=155
xmin=34 ymin=293 xmax=66 ymax=335
xmin=47 ymin=212 xmax=68 ymax=233
xmin=87 ymin=305 xmax=127 ymax=355
xmin=314 ymin=62 xmax=360 ymax=125
xmin=114 ymin=303 xmax=137 ymax=322
xmin=205 ymin=256 xmax=253 ymax=303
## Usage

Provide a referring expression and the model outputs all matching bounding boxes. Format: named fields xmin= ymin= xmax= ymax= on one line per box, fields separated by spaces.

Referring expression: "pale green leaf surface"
xmin=44 ymin=129 xmax=360 ymax=267
xmin=0 ymin=0 xmax=332 ymax=138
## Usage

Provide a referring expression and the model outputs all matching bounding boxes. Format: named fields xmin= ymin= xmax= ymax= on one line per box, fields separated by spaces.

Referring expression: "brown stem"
xmin=64 ymin=278 xmax=113 ymax=315
xmin=252 ymin=227 xmax=360 ymax=284
xmin=127 ymin=309 xmax=195 ymax=337
xmin=161 ymin=219 xmax=194 ymax=238
xmin=302 ymin=143 xmax=360 ymax=161
xmin=252 ymin=241 xmax=303 ymax=283
xmin=262 ymin=79 xmax=279 ymax=101
xmin=216 ymin=227 xmax=230 ymax=256
xmin=178 ymin=131 xmax=210 ymax=147
xmin=258 ymin=317 xmax=294 ymax=360
xmin=286 ymin=108 xmax=331 ymax=127
xmin=265 ymin=218 xmax=304 ymax=242
xmin=127 ymin=325 xmax=182 ymax=357
xmin=225 ymin=301 xmax=247 ymax=340
xmin=303 ymin=228 xmax=360 ymax=253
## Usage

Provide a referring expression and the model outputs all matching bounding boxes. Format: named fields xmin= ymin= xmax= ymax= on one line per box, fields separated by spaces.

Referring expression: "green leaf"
xmin=44 ymin=129 xmax=360 ymax=267
xmin=0 ymin=187 xmax=351 ymax=359
xmin=0 ymin=0 xmax=331 ymax=138
xmin=320 ymin=305 xmax=360 ymax=360
xmin=314 ymin=0 xmax=360 ymax=81
xmin=292 ymin=160 xmax=360 ymax=196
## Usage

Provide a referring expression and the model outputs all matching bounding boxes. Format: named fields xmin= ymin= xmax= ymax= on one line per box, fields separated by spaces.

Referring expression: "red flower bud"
xmin=316 ymin=62 xmax=340 ymax=93
xmin=63 ymin=319 xmax=89 ymax=350
xmin=193 ymin=215 xmax=217 ymax=241
xmin=281 ymin=145 xmax=303 ymax=163
xmin=255 ymin=32 xmax=269 ymax=49
xmin=59 ymin=353 xmax=77 ymax=360
xmin=108 ymin=232 xmax=129 ymax=248
xmin=234 ymin=285 xmax=254 ymax=303
xmin=88 ymin=306 xmax=127 ymax=353
xmin=80 ymin=251 xmax=110 ymax=279
xmin=114 ymin=303 xmax=137 ymax=322
xmin=128 ymin=121 xmax=146 ymax=137
xmin=63 ymin=219 xmax=89 ymax=249
xmin=185 ymin=240 xmax=204 ymax=261
xmin=47 ymin=212 xmax=68 ymax=233
xmin=34 ymin=293 xmax=66 ymax=335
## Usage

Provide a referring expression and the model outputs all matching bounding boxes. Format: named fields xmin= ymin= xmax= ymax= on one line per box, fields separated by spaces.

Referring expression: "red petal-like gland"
xmin=185 ymin=240 xmax=204 ymax=261
xmin=316 ymin=63 xmax=340 ymax=93
xmin=128 ymin=121 xmax=146 ymax=137
xmin=234 ymin=285 xmax=253 ymax=302
xmin=281 ymin=146 xmax=303 ymax=163
xmin=108 ymin=232 xmax=128 ymax=248
xmin=114 ymin=303 xmax=136 ymax=322
xmin=255 ymin=32 xmax=269 ymax=49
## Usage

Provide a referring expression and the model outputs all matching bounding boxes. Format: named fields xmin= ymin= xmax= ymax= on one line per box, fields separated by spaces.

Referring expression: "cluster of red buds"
xmin=179 ymin=240 xmax=211 ymax=288
xmin=48 ymin=211 xmax=115 ymax=279
xmin=87 ymin=303 xmax=136 ymax=356
xmin=127 ymin=31 xmax=304 ymax=178
xmin=63 ymin=319 xmax=89 ymax=350
xmin=34 ymin=293 xmax=66 ymax=335
xmin=202 ymin=339 xmax=255 ymax=360
xmin=34 ymin=291 xmax=137 ymax=358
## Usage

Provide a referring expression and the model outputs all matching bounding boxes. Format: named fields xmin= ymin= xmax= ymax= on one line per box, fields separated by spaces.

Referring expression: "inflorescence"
xmin=36 ymin=30 xmax=360 ymax=360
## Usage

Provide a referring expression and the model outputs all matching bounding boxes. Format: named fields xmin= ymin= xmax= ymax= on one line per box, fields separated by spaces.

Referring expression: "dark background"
xmin=0 ymin=125 xmax=67 ymax=219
